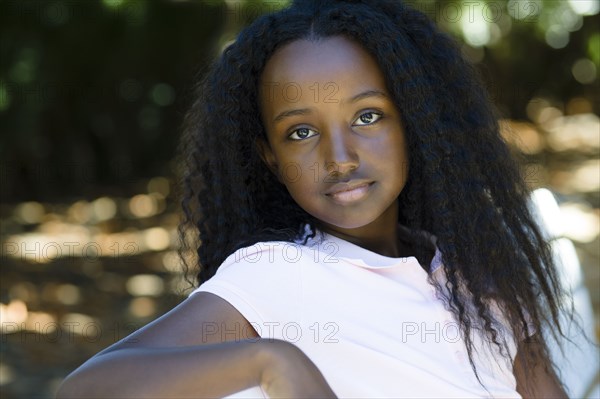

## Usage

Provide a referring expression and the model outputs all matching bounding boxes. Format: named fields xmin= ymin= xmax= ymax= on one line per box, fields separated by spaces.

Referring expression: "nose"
xmin=322 ymin=126 xmax=359 ymax=177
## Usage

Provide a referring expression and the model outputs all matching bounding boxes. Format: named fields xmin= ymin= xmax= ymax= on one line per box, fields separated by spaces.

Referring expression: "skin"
xmin=257 ymin=35 xmax=412 ymax=258
xmin=257 ymin=35 xmax=570 ymax=398
xmin=513 ymin=338 xmax=569 ymax=398
xmin=56 ymin=291 xmax=337 ymax=398
xmin=56 ymin=35 xmax=568 ymax=399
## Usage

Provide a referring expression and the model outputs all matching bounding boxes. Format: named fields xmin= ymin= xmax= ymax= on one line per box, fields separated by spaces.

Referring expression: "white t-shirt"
xmin=189 ymin=225 xmax=524 ymax=398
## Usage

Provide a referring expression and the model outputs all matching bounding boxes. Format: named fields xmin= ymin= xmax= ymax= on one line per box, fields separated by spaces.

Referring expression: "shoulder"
xmin=513 ymin=336 xmax=569 ymax=398
xmin=187 ymin=240 xmax=311 ymax=334
xmin=98 ymin=291 xmax=259 ymax=356
xmin=208 ymin=240 xmax=313 ymax=281
xmin=190 ymin=240 xmax=309 ymax=291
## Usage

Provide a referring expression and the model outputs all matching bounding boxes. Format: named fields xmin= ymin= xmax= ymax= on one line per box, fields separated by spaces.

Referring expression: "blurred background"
xmin=0 ymin=0 xmax=598 ymax=397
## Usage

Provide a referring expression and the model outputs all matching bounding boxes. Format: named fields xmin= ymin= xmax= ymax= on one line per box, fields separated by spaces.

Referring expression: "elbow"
xmin=55 ymin=368 xmax=100 ymax=399
xmin=55 ymin=350 xmax=121 ymax=398
xmin=55 ymin=375 xmax=77 ymax=399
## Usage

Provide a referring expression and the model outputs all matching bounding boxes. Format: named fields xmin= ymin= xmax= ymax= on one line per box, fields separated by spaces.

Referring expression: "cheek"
xmin=275 ymin=149 xmax=318 ymax=187
xmin=372 ymin=131 xmax=409 ymax=187
xmin=394 ymin=140 xmax=409 ymax=178
xmin=279 ymin=164 xmax=308 ymax=188
xmin=281 ymin=173 xmax=321 ymax=214
xmin=373 ymin=130 xmax=407 ymax=164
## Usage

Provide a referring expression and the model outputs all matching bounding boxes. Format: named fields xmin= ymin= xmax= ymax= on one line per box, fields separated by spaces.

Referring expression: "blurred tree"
xmin=0 ymin=0 xmax=597 ymax=203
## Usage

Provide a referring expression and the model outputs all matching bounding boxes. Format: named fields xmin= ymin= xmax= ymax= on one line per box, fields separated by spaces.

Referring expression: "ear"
xmin=255 ymin=137 xmax=283 ymax=184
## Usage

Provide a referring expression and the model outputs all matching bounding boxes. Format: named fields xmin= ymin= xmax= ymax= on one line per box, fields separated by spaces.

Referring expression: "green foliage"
xmin=0 ymin=0 xmax=597 ymax=202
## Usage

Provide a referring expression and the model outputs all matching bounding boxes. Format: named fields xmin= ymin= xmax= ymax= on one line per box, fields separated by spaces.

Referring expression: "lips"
xmin=325 ymin=180 xmax=374 ymax=204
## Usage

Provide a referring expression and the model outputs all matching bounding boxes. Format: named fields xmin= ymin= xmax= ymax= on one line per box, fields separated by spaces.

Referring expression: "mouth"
xmin=324 ymin=181 xmax=375 ymax=204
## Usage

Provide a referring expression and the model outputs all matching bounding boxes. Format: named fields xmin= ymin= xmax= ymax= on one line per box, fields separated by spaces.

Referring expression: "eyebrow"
xmin=273 ymin=108 xmax=313 ymax=124
xmin=346 ymin=90 xmax=389 ymax=104
xmin=272 ymin=89 xmax=389 ymax=124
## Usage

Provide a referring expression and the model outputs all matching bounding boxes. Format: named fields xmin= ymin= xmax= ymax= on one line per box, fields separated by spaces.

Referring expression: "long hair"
xmin=177 ymin=0 xmax=574 ymax=393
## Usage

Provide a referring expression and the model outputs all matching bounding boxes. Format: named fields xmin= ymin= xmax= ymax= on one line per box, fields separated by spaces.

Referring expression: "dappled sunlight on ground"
xmin=1 ymin=121 xmax=599 ymax=398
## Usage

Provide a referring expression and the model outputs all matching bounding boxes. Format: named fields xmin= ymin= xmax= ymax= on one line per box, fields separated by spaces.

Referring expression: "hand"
xmin=259 ymin=339 xmax=338 ymax=398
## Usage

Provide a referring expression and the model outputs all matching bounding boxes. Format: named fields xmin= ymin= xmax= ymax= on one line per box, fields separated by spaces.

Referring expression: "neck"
xmin=316 ymin=201 xmax=415 ymax=258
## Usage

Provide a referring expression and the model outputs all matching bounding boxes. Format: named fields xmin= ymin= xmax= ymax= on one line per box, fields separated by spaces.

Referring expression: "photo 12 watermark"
xmin=1 ymin=320 xmax=142 ymax=344
xmin=1 ymin=240 xmax=139 ymax=264
xmin=200 ymin=321 xmax=341 ymax=344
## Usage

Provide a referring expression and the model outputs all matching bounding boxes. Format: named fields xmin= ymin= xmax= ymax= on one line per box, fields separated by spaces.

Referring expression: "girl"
xmin=58 ymin=0 xmax=573 ymax=397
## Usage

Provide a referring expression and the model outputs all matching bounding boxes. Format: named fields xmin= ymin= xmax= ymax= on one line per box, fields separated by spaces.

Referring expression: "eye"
xmin=353 ymin=111 xmax=383 ymax=126
xmin=288 ymin=127 xmax=318 ymax=140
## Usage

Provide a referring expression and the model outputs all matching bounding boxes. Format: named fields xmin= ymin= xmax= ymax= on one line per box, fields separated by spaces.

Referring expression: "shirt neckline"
xmin=301 ymin=223 xmax=443 ymax=273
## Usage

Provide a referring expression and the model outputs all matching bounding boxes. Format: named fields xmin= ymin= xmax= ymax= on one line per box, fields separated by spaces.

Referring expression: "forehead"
xmin=259 ymin=36 xmax=388 ymax=100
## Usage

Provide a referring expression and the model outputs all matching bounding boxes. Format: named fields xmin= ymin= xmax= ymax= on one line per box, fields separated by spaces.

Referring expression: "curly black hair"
xmin=177 ymin=0 xmax=576 ymax=394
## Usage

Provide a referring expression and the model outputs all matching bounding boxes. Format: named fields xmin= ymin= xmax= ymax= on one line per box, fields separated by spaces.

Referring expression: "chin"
xmin=317 ymin=214 xmax=377 ymax=230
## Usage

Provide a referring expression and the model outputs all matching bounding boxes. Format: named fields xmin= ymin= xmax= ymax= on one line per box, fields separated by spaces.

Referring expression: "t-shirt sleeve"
xmin=188 ymin=241 xmax=304 ymax=340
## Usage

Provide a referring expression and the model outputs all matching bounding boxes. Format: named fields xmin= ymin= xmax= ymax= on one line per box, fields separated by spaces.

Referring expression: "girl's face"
xmin=257 ymin=35 xmax=409 ymax=238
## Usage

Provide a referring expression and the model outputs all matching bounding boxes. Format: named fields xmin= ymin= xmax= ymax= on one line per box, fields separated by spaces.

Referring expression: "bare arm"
xmin=57 ymin=291 xmax=336 ymax=398
xmin=514 ymin=336 xmax=569 ymax=399
xmin=57 ymin=340 xmax=269 ymax=398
